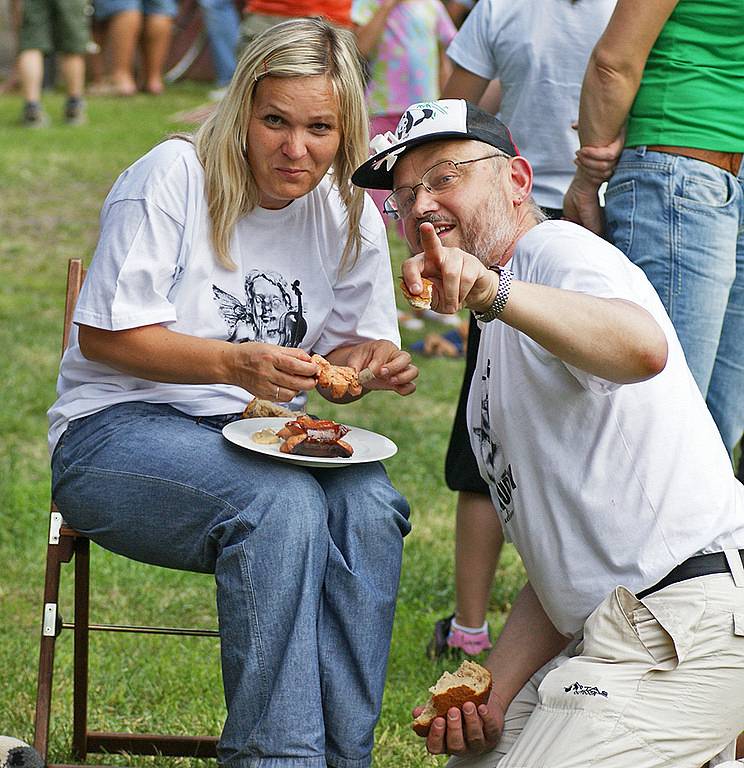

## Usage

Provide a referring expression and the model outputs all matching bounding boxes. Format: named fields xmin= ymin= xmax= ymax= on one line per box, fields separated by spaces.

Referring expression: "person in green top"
xmin=563 ymin=0 xmax=744 ymax=473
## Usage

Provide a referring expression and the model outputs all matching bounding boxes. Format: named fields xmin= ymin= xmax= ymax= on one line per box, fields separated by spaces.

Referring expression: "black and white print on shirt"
xmin=213 ymin=269 xmax=307 ymax=347
xmin=475 ymin=358 xmax=516 ymax=524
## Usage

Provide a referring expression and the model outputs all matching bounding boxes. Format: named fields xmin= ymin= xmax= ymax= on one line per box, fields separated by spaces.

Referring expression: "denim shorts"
xmin=93 ymin=0 xmax=177 ymax=21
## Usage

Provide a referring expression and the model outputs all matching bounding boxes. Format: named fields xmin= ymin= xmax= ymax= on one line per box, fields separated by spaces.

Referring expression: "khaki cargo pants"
xmin=450 ymin=561 xmax=744 ymax=768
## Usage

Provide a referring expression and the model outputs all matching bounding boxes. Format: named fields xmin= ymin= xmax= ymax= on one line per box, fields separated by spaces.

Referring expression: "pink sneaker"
xmin=447 ymin=627 xmax=492 ymax=656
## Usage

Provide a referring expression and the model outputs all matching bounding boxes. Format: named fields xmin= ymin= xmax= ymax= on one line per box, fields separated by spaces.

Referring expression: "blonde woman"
xmin=48 ymin=18 xmax=416 ymax=767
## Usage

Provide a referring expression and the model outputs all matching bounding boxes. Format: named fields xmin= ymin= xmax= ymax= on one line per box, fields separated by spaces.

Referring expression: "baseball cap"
xmin=352 ymin=99 xmax=519 ymax=190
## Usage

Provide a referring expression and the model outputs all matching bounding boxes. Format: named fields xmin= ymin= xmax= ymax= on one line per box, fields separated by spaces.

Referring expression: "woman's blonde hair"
xmin=193 ymin=17 xmax=369 ymax=271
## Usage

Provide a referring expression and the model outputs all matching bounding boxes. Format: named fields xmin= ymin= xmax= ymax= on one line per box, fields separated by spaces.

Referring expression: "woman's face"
xmin=247 ymin=75 xmax=342 ymax=209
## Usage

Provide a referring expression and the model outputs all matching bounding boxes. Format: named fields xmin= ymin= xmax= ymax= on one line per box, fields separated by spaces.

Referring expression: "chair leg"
xmin=34 ymin=520 xmax=74 ymax=762
xmin=72 ymin=536 xmax=90 ymax=760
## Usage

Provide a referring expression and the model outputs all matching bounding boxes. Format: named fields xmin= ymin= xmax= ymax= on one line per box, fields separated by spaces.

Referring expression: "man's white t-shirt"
xmin=446 ymin=0 xmax=616 ymax=209
xmin=468 ymin=221 xmax=744 ymax=636
xmin=48 ymin=140 xmax=400 ymax=453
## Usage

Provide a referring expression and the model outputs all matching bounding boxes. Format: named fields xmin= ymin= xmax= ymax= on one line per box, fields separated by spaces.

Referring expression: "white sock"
xmin=451 ymin=618 xmax=489 ymax=634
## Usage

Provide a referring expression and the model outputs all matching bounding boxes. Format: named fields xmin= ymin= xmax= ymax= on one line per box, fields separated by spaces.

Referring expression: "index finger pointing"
xmin=419 ymin=222 xmax=444 ymax=267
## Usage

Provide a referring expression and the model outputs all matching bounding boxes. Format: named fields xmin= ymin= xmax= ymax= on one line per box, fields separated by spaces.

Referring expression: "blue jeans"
xmin=94 ymin=0 xmax=177 ymax=21
xmin=51 ymin=402 xmax=411 ymax=768
xmin=197 ymin=0 xmax=238 ymax=87
xmin=604 ymin=146 xmax=744 ymax=455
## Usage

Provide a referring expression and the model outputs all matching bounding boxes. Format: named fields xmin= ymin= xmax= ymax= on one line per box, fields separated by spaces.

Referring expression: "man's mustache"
xmin=415 ymin=215 xmax=453 ymax=243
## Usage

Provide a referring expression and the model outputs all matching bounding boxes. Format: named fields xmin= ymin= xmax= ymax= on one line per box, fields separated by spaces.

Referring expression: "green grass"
xmin=0 ymin=84 xmax=525 ymax=766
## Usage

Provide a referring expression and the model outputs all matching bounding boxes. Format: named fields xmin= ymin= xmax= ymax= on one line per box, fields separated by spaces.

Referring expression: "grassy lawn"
xmin=0 ymin=84 xmax=525 ymax=766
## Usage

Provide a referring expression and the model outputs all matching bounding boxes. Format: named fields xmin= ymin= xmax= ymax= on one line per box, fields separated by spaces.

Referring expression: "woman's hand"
xmin=228 ymin=342 xmax=318 ymax=402
xmin=574 ymin=142 xmax=623 ymax=184
xmin=571 ymin=126 xmax=625 ymax=185
xmin=78 ymin=324 xmax=317 ymax=402
xmin=327 ymin=340 xmax=418 ymax=397
xmin=411 ymin=694 xmax=506 ymax=757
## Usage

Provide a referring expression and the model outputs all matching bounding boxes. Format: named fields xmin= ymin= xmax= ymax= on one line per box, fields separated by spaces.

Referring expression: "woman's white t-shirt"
xmin=48 ymin=140 xmax=400 ymax=453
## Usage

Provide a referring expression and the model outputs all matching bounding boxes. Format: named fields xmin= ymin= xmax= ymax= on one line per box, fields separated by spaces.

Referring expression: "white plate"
xmin=222 ymin=417 xmax=398 ymax=468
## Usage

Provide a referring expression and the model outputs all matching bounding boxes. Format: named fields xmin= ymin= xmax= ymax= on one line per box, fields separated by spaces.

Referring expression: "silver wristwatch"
xmin=473 ymin=265 xmax=513 ymax=323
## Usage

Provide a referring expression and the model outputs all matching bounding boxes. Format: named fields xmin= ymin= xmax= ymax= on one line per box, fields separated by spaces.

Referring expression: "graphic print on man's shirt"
xmin=475 ymin=358 xmax=516 ymax=524
xmin=213 ymin=270 xmax=307 ymax=347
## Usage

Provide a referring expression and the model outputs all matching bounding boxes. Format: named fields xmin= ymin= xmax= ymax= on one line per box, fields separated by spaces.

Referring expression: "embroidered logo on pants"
xmin=564 ymin=682 xmax=608 ymax=697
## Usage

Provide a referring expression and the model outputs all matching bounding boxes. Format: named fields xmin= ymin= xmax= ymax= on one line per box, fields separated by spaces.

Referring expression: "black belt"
xmin=636 ymin=551 xmax=744 ymax=599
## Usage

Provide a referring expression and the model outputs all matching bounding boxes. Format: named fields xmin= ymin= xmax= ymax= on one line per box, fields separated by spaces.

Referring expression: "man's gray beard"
xmin=461 ymin=189 xmax=518 ymax=266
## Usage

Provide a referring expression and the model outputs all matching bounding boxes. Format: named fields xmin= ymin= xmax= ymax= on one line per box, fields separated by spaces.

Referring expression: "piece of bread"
xmin=400 ymin=277 xmax=433 ymax=310
xmin=412 ymin=660 xmax=492 ymax=736
xmin=311 ymin=353 xmax=363 ymax=399
xmin=242 ymin=399 xmax=297 ymax=419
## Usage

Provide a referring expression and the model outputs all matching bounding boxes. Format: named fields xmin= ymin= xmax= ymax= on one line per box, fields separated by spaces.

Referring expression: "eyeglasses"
xmin=383 ymin=154 xmax=506 ymax=220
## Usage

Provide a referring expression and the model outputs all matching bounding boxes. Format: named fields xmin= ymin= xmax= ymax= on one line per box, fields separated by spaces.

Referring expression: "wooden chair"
xmin=34 ymin=258 xmax=220 ymax=767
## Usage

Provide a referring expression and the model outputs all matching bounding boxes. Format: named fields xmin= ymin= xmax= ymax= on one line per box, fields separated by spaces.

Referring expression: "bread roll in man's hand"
xmin=412 ymin=660 xmax=493 ymax=736
xmin=400 ymin=277 xmax=433 ymax=310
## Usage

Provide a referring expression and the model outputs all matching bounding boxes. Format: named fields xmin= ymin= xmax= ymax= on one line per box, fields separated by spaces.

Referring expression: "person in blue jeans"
xmin=48 ymin=19 xmax=417 ymax=767
xmin=197 ymin=0 xmax=239 ymax=95
xmin=563 ymin=0 xmax=744 ymax=460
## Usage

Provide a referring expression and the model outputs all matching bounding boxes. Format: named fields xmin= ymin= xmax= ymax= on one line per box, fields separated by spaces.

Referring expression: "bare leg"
xmin=59 ymin=53 xmax=86 ymax=99
xmin=141 ymin=13 xmax=173 ymax=94
xmin=17 ymin=48 xmax=45 ymax=102
xmin=107 ymin=9 xmax=141 ymax=95
xmin=87 ymin=18 xmax=109 ymax=88
xmin=454 ymin=490 xmax=504 ymax=628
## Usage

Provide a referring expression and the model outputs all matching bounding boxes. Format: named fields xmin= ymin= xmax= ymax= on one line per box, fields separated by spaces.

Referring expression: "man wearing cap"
xmin=353 ymin=99 xmax=744 ymax=768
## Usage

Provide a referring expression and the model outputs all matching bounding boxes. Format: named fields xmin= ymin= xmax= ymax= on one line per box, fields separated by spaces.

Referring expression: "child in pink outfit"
xmin=352 ymin=0 xmax=456 ymax=225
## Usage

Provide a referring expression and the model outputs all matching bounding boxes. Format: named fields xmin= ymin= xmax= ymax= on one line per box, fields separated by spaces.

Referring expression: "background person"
xmin=353 ymin=98 xmax=744 ymax=768
xmin=352 ymin=0 xmax=457 ymax=332
xmin=429 ymin=0 xmax=616 ymax=658
xmin=16 ymin=0 xmax=90 ymax=125
xmin=563 ymin=0 xmax=744 ymax=463
xmin=197 ymin=0 xmax=240 ymax=99
xmin=92 ymin=0 xmax=176 ymax=95
xmin=49 ymin=19 xmax=417 ymax=767
xmin=238 ymin=0 xmax=352 ymax=53
xmin=351 ymin=0 xmax=456 ymax=224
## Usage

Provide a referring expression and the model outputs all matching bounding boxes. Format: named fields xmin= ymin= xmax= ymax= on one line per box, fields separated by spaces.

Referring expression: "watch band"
xmin=473 ymin=265 xmax=513 ymax=323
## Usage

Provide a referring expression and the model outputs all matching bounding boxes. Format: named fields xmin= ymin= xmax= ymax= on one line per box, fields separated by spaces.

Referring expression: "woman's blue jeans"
xmin=605 ymin=147 xmax=744 ymax=455
xmin=51 ymin=402 xmax=411 ymax=768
